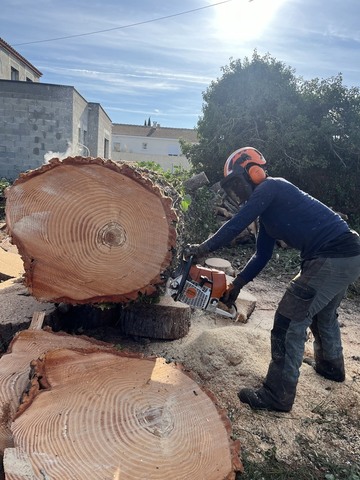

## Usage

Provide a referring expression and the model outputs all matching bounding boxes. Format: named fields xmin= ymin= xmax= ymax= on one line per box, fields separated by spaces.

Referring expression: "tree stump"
xmin=4 ymin=344 xmax=242 ymax=479
xmin=119 ymin=295 xmax=191 ymax=340
xmin=205 ymin=257 xmax=234 ymax=275
xmin=5 ymin=157 xmax=178 ymax=304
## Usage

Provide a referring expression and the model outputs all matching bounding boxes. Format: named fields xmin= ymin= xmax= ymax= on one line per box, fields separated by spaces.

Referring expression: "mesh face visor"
xmin=220 ymin=173 xmax=253 ymax=205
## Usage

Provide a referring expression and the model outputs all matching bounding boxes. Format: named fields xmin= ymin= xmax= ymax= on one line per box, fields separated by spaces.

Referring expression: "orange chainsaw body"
xmin=188 ymin=264 xmax=228 ymax=299
xmin=166 ymin=257 xmax=237 ymax=319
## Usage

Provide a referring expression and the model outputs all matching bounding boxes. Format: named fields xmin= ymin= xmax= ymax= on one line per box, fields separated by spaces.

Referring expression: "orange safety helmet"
xmin=220 ymin=147 xmax=267 ymax=203
xmin=223 ymin=147 xmax=266 ymax=185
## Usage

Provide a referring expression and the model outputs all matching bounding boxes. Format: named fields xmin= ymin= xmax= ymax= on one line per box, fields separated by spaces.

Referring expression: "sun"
xmin=212 ymin=0 xmax=287 ymax=42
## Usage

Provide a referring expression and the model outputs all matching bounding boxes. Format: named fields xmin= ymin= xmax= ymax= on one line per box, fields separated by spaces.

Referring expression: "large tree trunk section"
xmin=0 ymin=329 xmax=113 ymax=462
xmin=5 ymin=157 xmax=177 ymax=304
xmin=5 ymin=346 xmax=241 ymax=479
xmin=119 ymin=295 xmax=191 ymax=340
xmin=48 ymin=298 xmax=191 ymax=340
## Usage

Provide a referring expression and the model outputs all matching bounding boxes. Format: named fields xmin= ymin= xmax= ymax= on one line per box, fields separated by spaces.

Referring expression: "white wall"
xmin=112 ymin=134 xmax=182 ymax=157
xmin=111 ymin=151 xmax=190 ymax=172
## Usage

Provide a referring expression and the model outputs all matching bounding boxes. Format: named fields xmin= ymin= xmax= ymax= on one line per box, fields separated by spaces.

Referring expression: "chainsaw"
xmin=166 ymin=254 xmax=237 ymax=319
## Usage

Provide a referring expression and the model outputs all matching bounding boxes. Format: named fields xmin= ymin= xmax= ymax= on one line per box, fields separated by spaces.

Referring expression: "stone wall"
xmin=0 ymin=81 xmax=112 ymax=180
xmin=0 ymin=80 xmax=74 ymax=180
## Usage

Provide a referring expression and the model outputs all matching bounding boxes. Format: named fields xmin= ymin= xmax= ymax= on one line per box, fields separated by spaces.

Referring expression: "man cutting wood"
xmin=187 ymin=147 xmax=360 ymax=412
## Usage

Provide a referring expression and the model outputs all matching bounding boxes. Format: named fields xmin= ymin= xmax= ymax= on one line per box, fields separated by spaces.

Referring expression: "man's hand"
xmin=220 ymin=275 xmax=246 ymax=307
xmin=183 ymin=243 xmax=209 ymax=263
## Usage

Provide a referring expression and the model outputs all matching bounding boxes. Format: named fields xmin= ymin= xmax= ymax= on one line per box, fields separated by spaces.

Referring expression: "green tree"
xmin=182 ymin=51 xmax=301 ymax=182
xmin=182 ymin=51 xmax=360 ymax=225
xmin=291 ymin=76 xmax=360 ymax=218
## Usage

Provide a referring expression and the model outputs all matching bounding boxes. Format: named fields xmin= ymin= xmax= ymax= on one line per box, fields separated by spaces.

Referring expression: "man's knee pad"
xmin=277 ymin=280 xmax=317 ymax=322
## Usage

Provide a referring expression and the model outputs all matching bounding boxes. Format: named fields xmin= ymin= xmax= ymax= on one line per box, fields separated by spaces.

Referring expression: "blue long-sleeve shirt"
xmin=203 ymin=177 xmax=358 ymax=284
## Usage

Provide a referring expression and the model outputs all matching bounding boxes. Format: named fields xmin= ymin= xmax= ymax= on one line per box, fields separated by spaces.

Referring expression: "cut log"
xmin=183 ymin=171 xmax=209 ymax=193
xmin=9 ymin=348 xmax=242 ymax=480
xmin=3 ymin=448 xmax=37 ymax=480
xmin=28 ymin=311 xmax=45 ymax=331
xmin=5 ymin=157 xmax=178 ymax=304
xmin=0 ymin=329 xmax=113 ymax=460
xmin=205 ymin=257 xmax=233 ymax=275
xmin=234 ymin=289 xmax=257 ymax=323
xmin=0 ymin=248 xmax=24 ymax=285
xmin=119 ymin=295 xmax=191 ymax=339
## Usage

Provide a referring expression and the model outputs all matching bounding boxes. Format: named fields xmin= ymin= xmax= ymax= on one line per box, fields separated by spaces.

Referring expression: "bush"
xmin=0 ymin=178 xmax=10 ymax=221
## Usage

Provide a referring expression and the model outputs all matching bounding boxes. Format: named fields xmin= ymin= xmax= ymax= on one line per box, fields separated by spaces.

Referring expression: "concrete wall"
xmin=0 ymin=80 xmax=74 ymax=179
xmin=0 ymin=80 xmax=112 ymax=180
xmin=88 ymin=103 xmax=112 ymax=158
xmin=72 ymin=90 xmax=89 ymax=155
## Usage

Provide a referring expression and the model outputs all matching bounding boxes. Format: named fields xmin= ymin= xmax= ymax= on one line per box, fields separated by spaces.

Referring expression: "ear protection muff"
xmin=246 ymin=163 xmax=267 ymax=185
xmin=224 ymin=147 xmax=267 ymax=183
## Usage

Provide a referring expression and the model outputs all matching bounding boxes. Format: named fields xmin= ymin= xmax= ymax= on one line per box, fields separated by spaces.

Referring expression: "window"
xmin=11 ymin=67 xmax=19 ymax=80
xmin=142 ymin=142 xmax=148 ymax=150
xmin=168 ymin=144 xmax=180 ymax=156
xmin=104 ymin=138 xmax=109 ymax=158
xmin=113 ymin=142 xmax=121 ymax=152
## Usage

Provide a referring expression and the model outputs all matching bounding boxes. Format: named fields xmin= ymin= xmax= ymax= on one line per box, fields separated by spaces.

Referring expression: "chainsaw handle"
xmin=199 ymin=275 xmax=213 ymax=287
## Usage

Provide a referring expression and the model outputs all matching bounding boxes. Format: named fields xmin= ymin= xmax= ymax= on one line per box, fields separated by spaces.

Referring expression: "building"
xmin=0 ymin=37 xmax=42 ymax=82
xmin=0 ymin=80 xmax=112 ymax=180
xmin=112 ymin=123 xmax=198 ymax=171
xmin=0 ymin=38 xmax=112 ymax=180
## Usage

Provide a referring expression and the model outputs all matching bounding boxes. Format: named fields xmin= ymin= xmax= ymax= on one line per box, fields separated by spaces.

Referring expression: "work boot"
xmin=314 ymin=356 xmax=345 ymax=382
xmin=238 ymin=387 xmax=292 ymax=413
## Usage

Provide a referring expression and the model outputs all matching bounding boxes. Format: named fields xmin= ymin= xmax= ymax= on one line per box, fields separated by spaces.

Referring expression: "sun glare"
xmin=212 ymin=0 xmax=287 ymax=42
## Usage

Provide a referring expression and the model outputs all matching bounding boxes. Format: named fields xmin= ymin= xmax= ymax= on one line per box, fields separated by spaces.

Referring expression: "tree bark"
xmin=5 ymin=157 xmax=178 ymax=305
xmin=119 ymin=295 xmax=191 ymax=340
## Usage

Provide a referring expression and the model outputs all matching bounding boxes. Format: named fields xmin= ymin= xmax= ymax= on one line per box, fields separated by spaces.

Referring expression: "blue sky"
xmin=2 ymin=0 xmax=360 ymax=129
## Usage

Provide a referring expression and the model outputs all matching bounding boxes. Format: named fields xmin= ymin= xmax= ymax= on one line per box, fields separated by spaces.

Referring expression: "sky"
xmin=2 ymin=0 xmax=360 ymax=129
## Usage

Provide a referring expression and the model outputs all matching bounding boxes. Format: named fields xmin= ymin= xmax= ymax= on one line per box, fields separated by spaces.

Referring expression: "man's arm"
xmin=220 ymin=223 xmax=275 ymax=307
xmin=237 ymin=223 xmax=276 ymax=284
xmin=200 ymin=181 xmax=275 ymax=252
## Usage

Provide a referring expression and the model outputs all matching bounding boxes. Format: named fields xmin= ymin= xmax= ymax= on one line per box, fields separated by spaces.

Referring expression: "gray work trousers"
xmin=272 ymin=254 xmax=360 ymax=385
